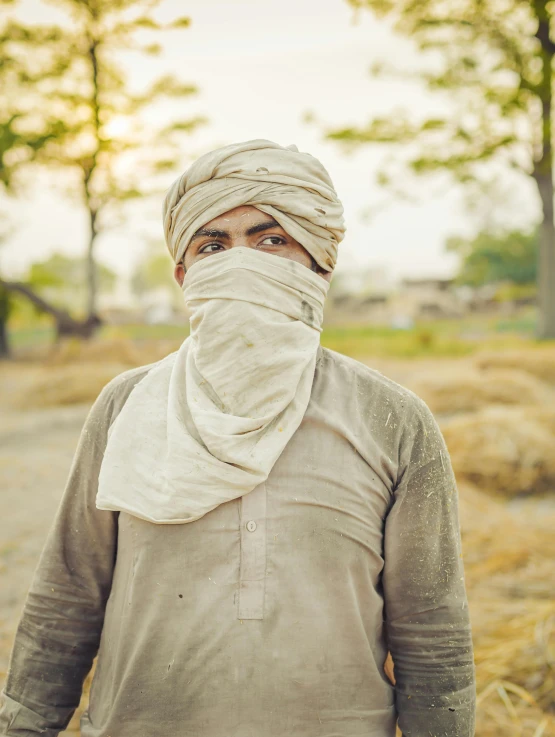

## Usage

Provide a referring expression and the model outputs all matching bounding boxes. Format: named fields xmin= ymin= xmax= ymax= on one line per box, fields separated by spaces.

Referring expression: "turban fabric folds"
xmin=162 ymin=139 xmax=346 ymax=272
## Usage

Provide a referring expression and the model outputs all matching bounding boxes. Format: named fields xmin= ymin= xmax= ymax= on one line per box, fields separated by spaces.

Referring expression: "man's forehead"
xmin=194 ymin=206 xmax=280 ymax=235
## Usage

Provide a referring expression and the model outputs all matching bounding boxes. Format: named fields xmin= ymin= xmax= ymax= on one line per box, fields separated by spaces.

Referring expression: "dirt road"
xmin=0 ymin=403 xmax=89 ymax=668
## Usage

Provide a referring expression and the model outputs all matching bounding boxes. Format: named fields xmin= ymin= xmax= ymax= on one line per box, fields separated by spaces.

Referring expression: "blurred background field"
xmin=5 ymin=308 xmax=542 ymax=357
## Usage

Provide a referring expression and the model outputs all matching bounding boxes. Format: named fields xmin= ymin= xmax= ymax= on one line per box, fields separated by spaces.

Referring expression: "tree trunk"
xmin=0 ymin=286 xmax=10 ymax=359
xmin=85 ymin=36 xmax=101 ymax=325
xmin=86 ymin=208 xmax=98 ymax=321
xmin=535 ymin=173 xmax=555 ymax=339
xmin=534 ymin=11 xmax=555 ymax=339
xmin=0 ymin=280 xmax=102 ymax=341
xmin=0 ymin=317 xmax=9 ymax=359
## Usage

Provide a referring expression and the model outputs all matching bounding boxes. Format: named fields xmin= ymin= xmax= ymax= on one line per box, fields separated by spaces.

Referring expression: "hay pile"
xmin=16 ymin=338 xmax=182 ymax=408
xmin=403 ymin=348 xmax=555 ymax=735
xmin=442 ymin=406 xmax=555 ymax=497
xmin=19 ymin=363 xmax=128 ymax=407
xmin=46 ymin=337 xmax=142 ymax=367
xmin=457 ymin=483 xmax=555 ymax=736
xmin=476 ymin=347 xmax=555 ymax=385
xmin=46 ymin=336 xmax=180 ymax=369
xmin=410 ymin=368 xmax=555 ymax=415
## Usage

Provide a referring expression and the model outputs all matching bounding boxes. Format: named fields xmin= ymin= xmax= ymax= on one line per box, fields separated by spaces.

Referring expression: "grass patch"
xmin=100 ymin=323 xmax=190 ymax=342
xmin=321 ymin=325 xmax=474 ymax=358
xmin=320 ymin=318 xmax=549 ymax=359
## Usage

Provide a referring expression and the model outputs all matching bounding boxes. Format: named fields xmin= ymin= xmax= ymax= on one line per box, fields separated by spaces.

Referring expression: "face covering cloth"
xmin=162 ymin=139 xmax=346 ymax=272
xmin=96 ymin=247 xmax=329 ymax=524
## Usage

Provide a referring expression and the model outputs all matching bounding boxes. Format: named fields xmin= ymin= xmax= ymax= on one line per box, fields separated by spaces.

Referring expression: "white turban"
xmin=162 ymin=139 xmax=345 ymax=272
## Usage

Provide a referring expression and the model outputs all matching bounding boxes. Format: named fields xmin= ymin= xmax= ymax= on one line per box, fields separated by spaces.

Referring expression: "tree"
xmin=446 ymin=228 xmax=538 ymax=286
xmin=0 ymin=0 xmax=70 ymax=357
xmin=0 ymin=278 xmax=102 ymax=339
xmin=327 ymin=0 xmax=555 ymax=338
xmin=26 ymin=0 xmax=204 ymax=322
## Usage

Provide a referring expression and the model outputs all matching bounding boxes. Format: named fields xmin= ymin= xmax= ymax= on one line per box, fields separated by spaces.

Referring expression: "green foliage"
xmin=23 ymin=0 xmax=204 ymax=205
xmin=0 ymin=10 xmax=69 ymax=189
xmin=493 ymin=282 xmax=538 ymax=302
xmin=447 ymin=229 xmax=538 ymax=286
xmin=321 ymin=324 xmax=475 ymax=358
xmin=130 ymin=248 xmax=185 ymax=311
xmin=0 ymin=6 xmax=74 ymax=354
xmin=130 ymin=250 xmax=175 ymax=296
xmin=328 ymin=0 xmax=555 ymax=337
xmin=26 ymin=252 xmax=117 ymax=312
xmin=327 ymin=0 xmax=551 ymax=189
xmin=28 ymin=252 xmax=116 ymax=291
xmin=2 ymin=0 xmax=205 ymax=319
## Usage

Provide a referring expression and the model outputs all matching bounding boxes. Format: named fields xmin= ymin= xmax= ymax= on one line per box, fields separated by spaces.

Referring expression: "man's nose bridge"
xmin=229 ymin=242 xmax=260 ymax=251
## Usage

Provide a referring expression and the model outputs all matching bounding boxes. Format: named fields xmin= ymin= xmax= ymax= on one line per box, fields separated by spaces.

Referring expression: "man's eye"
xmin=199 ymin=243 xmax=224 ymax=254
xmin=260 ymin=236 xmax=286 ymax=247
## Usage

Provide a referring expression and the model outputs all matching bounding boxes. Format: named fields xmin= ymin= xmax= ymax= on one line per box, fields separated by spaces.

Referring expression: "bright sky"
xmin=1 ymin=0 xmax=539 ymax=283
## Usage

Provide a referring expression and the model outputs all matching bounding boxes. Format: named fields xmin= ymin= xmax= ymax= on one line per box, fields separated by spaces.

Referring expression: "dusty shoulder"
xmin=318 ymin=346 xmax=434 ymax=424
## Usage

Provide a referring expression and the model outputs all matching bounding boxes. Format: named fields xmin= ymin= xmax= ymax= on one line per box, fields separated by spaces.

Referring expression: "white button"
xmin=246 ymin=520 xmax=257 ymax=532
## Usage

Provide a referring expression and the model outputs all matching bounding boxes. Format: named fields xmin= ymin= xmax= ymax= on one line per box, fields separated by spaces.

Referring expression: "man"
xmin=0 ymin=140 xmax=475 ymax=737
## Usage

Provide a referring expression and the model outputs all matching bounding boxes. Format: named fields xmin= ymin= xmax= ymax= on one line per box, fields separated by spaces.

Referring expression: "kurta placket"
xmin=237 ymin=482 xmax=267 ymax=620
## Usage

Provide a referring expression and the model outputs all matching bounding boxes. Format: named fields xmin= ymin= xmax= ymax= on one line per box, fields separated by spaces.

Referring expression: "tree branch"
xmin=0 ymin=280 xmax=102 ymax=338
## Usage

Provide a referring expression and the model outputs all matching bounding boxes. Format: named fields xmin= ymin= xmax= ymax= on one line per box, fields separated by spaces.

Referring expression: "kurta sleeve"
xmin=0 ymin=375 xmax=133 ymax=737
xmin=383 ymin=395 xmax=476 ymax=737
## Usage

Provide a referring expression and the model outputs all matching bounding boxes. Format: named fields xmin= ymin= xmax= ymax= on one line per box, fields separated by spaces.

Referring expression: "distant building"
xmin=326 ymin=266 xmax=470 ymax=324
xmin=396 ymin=277 xmax=464 ymax=319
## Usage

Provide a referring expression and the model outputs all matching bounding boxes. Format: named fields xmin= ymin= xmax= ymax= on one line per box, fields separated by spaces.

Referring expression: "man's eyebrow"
xmin=245 ymin=220 xmax=282 ymax=237
xmin=191 ymin=227 xmax=230 ymax=241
